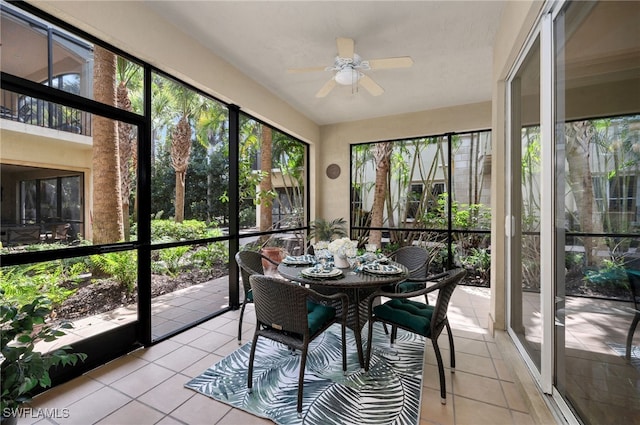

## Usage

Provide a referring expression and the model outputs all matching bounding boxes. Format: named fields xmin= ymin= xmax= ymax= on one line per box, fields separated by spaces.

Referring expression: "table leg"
xmin=349 ymin=287 xmax=378 ymax=368
xmin=309 ymin=285 xmax=377 ymax=368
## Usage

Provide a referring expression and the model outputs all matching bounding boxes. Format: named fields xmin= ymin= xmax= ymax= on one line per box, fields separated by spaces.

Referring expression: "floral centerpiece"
xmin=313 ymin=240 xmax=329 ymax=251
xmin=327 ymin=237 xmax=358 ymax=268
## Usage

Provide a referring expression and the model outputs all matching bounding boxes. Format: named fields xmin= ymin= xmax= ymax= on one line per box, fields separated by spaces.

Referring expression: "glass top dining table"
xmin=277 ymin=261 xmax=409 ymax=367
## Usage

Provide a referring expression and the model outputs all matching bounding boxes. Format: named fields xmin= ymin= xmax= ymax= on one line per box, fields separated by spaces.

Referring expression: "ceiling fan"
xmin=287 ymin=37 xmax=413 ymax=98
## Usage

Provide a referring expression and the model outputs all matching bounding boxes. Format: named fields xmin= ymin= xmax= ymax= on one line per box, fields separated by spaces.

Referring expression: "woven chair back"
xmin=627 ymin=270 xmax=640 ymax=310
xmin=235 ymin=251 xmax=266 ymax=294
xmin=250 ymin=275 xmax=310 ymax=337
xmin=391 ymin=246 xmax=429 ymax=279
xmin=431 ymin=268 xmax=466 ymax=335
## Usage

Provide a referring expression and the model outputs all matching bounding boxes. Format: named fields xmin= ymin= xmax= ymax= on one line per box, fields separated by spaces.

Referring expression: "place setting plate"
xmin=362 ymin=263 xmax=403 ymax=275
xmin=300 ymin=266 xmax=343 ymax=279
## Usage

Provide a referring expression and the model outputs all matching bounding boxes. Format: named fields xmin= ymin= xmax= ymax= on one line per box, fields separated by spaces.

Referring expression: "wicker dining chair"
xmin=626 ymin=270 xmax=640 ymax=361
xmin=385 ymin=246 xmax=455 ymax=344
xmin=365 ymin=268 xmax=466 ymax=404
xmin=247 ymin=274 xmax=349 ymax=418
xmin=387 ymin=245 xmax=430 ymax=282
xmin=234 ymin=250 xmax=279 ymax=344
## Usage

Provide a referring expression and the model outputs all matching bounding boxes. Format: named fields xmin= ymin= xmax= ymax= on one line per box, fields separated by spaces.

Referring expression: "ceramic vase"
xmin=333 ymin=254 xmax=350 ymax=269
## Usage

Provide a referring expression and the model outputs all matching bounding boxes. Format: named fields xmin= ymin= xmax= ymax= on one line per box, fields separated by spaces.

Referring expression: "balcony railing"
xmin=0 ymin=89 xmax=92 ymax=137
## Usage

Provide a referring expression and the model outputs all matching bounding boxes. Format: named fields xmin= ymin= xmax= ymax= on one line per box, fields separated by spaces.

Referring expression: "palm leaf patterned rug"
xmin=185 ymin=323 xmax=425 ymax=424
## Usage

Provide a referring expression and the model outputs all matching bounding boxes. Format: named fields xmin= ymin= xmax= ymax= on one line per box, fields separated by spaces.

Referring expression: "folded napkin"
xmin=283 ymin=255 xmax=315 ymax=264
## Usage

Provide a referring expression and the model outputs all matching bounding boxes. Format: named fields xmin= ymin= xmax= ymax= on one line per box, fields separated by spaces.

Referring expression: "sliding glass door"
xmin=508 ymin=1 xmax=640 ymax=423
xmin=509 ymin=34 xmax=543 ymax=374
xmin=553 ymin=2 xmax=640 ymax=423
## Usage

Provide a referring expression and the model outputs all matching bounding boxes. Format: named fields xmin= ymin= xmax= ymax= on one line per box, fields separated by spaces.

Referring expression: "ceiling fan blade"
xmin=336 ymin=37 xmax=354 ymax=58
xmin=368 ymin=57 xmax=414 ymax=70
xmin=359 ymin=74 xmax=384 ymax=96
xmin=287 ymin=66 xmax=327 ymax=74
xmin=315 ymin=78 xmax=337 ymax=98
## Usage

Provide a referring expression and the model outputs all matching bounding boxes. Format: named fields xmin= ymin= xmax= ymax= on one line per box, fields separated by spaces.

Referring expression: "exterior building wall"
xmin=1 ymin=122 xmax=93 ymax=239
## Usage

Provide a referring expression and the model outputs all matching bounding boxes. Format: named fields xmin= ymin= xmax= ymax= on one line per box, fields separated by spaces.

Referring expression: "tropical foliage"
xmin=308 ymin=217 xmax=348 ymax=242
xmin=520 ymin=115 xmax=640 ymax=294
xmin=1 ymin=291 xmax=87 ymax=411
xmin=351 ymin=131 xmax=492 ymax=282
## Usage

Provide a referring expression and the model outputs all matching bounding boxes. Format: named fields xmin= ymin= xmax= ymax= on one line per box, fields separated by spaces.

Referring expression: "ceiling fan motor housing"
xmin=287 ymin=37 xmax=411 ymax=97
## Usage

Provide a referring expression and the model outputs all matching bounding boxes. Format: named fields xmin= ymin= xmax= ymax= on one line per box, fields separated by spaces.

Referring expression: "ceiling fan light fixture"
xmin=335 ymin=68 xmax=360 ymax=85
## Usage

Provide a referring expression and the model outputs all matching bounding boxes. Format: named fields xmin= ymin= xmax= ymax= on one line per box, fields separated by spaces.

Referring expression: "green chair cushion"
xmin=246 ymin=291 xmax=253 ymax=302
xmin=307 ymin=300 xmax=336 ymax=335
xmin=373 ymin=299 xmax=434 ymax=337
xmin=397 ymin=281 xmax=426 ymax=293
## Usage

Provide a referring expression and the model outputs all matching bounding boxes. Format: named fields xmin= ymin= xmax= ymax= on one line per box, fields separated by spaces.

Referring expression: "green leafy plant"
xmin=1 ymin=290 xmax=87 ymax=414
xmin=308 ymin=218 xmax=348 ymax=242
xmin=459 ymin=247 xmax=491 ymax=280
xmin=583 ymin=257 xmax=627 ymax=289
xmin=158 ymin=246 xmax=191 ymax=277
xmin=190 ymin=242 xmax=229 ymax=269
xmin=90 ymin=251 xmax=138 ymax=293
xmin=0 ymin=262 xmax=76 ymax=310
xmin=150 ymin=219 xmax=209 ymax=241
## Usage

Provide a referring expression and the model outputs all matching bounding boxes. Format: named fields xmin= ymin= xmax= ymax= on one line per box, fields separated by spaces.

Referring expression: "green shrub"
xmin=583 ymin=257 xmax=627 ymax=289
xmin=239 ymin=208 xmax=256 ymax=228
xmin=157 ymin=246 xmax=191 ymax=277
xmin=150 ymin=219 xmax=209 ymax=241
xmin=90 ymin=251 xmax=137 ymax=293
xmin=0 ymin=262 xmax=76 ymax=309
xmin=191 ymin=242 xmax=229 ymax=269
xmin=459 ymin=248 xmax=491 ymax=279
xmin=1 ymin=290 xmax=87 ymax=412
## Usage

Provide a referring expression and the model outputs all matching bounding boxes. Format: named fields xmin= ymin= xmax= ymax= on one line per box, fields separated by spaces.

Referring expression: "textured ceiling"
xmin=144 ymin=1 xmax=506 ymax=126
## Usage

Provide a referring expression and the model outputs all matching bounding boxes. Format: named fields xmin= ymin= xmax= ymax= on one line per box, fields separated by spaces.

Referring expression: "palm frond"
xmin=185 ymin=324 xmax=424 ymax=424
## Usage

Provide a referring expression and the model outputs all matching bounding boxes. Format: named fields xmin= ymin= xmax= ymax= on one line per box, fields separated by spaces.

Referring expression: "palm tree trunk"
xmin=117 ymin=81 xmax=135 ymax=240
xmin=369 ymin=142 xmax=392 ymax=248
xmin=175 ymin=170 xmax=186 ymax=223
xmin=171 ymin=116 xmax=192 ymax=223
xmin=566 ymin=121 xmax=606 ymax=265
xmin=260 ymin=127 xmax=273 ymax=234
xmin=92 ymin=46 xmax=124 ymax=244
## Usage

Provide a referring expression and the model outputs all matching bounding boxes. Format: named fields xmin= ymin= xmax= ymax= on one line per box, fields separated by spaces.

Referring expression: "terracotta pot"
xmin=260 ymin=247 xmax=284 ymax=273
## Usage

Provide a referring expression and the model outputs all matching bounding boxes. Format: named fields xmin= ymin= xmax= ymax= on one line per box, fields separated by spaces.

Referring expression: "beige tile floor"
xmin=27 ymin=285 xmax=560 ymax=425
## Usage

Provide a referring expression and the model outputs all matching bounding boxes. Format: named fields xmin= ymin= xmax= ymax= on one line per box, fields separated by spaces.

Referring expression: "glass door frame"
xmin=506 ymin=1 xmax=582 ymax=423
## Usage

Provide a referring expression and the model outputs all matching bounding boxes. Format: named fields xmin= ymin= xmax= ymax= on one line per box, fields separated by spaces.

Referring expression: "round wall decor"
xmin=326 ymin=163 xmax=341 ymax=179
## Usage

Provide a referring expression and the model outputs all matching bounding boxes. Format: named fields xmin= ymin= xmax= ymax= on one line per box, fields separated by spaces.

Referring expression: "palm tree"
xmin=196 ymin=102 xmax=229 ymax=224
xmin=271 ymin=131 xmax=305 ymax=228
xmin=237 ymin=117 xmax=276 ymax=238
xmin=116 ymin=57 xmax=142 ymax=240
xmin=565 ymin=121 xmax=607 ymax=265
xmin=92 ymin=46 xmax=124 ymax=244
xmin=166 ymin=80 xmax=206 ymax=223
xmin=368 ymin=142 xmax=392 ymax=248
xmin=309 ymin=218 xmax=347 ymax=242
xmin=259 ymin=126 xmax=274 ymax=234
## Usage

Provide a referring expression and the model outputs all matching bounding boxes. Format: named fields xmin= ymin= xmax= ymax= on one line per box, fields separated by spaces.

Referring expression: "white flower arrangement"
xmin=313 ymin=240 xmax=329 ymax=250
xmin=327 ymin=237 xmax=358 ymax=259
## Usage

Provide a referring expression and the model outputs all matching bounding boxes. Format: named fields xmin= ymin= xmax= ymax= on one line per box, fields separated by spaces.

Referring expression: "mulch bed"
xmin=55 ymin=266 xmax=228 ymax=320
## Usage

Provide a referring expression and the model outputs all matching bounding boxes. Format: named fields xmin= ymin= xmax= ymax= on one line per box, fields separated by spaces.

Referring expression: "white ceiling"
xmin=144 ymin=1 xmax=506 ymax=126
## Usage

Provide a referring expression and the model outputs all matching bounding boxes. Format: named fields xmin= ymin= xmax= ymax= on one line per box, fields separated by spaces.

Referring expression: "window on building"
xmin=20 ymin=173 xmax=83 ymax=240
